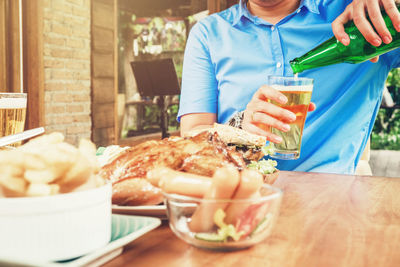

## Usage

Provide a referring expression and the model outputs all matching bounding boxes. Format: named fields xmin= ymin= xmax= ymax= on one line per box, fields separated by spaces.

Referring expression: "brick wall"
xmin=43 ymin=0 xmax=91 ymax=145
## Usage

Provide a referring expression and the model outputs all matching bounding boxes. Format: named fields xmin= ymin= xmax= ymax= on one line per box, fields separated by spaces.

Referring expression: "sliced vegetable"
xmin=235 ymin=202 xmax=270 ymax=238
xmin=250 ymin=213 xmax=272 ymax=236
xmin=247 ymin=159 xmax=277 ymax=175
xmin=218 ymin=224 xmax=243 ymax=241
xmin=214 ymin=208 xmax=226 ymax=229
xmin=96 ymin=146 xmax=106 ymax=156
xmin=194 ymin=208 xmax=244 ymax=242
xmin=195 ymin=232 xmax=225 ymax=242
xmin=261 ymin=143 xmax=275 ymax=156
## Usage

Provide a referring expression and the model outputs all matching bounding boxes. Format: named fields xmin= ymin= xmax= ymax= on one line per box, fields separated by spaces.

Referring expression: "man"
xmin=177 ymin=0 xmax=400 ymax=174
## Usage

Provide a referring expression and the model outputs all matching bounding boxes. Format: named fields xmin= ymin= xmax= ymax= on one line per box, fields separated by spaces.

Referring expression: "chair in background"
xmin=128 ymin=58 xmax=180 ymax=139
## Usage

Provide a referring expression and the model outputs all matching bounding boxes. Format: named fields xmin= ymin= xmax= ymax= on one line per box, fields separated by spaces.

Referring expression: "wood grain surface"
xmin=104 ymin=171 xmax=400 ymax=267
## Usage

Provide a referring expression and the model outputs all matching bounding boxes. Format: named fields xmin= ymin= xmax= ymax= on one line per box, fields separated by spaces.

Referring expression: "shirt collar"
xmin=302 ymin=0 xmax=320 ymax=15
xmin=231 ymin=0 xmax=246 ymax=26
xmin=232 ymin=0 xmax=320 ymax=26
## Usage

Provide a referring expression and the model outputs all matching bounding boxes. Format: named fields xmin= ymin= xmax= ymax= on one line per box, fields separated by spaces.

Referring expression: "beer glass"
xmin=267 ymin=76 xmax=313 ymax=160
xmin=0 ymin=93 xmax=27 ymax=143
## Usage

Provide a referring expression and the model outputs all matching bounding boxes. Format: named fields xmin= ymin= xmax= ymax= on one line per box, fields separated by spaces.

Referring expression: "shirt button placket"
xmin=271 ymin=25 xmax=284 ymax=76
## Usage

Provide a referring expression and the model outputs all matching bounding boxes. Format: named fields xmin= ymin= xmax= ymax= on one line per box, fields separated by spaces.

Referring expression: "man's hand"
xmin=241 ymin=85 xmax=315 ymax=144
xmin=332 ymin=0 xmax=400 ymax=63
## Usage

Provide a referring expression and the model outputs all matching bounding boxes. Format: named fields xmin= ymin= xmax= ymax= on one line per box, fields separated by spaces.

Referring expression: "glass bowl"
xmin=163 ymin=184 xmax=283 ymax=251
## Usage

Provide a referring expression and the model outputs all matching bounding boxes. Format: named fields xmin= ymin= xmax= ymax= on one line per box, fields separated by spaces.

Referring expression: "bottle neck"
xmin=290 ymin=61 xmax=304 ymax=74
xmin=290 ymin=38 xmax=343 ymax=74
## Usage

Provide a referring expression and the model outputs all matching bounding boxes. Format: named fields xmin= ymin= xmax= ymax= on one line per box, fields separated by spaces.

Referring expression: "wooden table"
xmin=104 ymin=171 xmax=400 ymax=267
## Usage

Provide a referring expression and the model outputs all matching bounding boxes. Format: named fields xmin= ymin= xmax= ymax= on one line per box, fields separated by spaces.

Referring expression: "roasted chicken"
xmin=99 ymin=131 xmax=247 ymax=206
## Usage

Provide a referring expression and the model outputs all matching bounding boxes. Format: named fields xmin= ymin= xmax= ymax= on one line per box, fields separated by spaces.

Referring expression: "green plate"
xmin=112 ymin=204 xmax=167 ymax=219
xmin=0 ymin=214 xmax=161 ymax=267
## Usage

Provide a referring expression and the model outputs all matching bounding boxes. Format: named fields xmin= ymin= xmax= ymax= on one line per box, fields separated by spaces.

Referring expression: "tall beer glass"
xmin=0 ymin=93 xmax=27 ymax=143
xmin=267 ymin=76 xmax=313 ymax=160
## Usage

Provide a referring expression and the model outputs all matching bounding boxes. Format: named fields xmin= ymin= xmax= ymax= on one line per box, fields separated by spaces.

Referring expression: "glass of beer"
xmin=267 ymin=76 xmax=313 ymax=160
xmin=0 ymin=93 xmax=27 ymax=144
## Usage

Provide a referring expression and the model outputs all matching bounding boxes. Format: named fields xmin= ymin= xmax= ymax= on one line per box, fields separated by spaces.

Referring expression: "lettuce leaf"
xmin=247 ymin=158 xmax=277 ymax=174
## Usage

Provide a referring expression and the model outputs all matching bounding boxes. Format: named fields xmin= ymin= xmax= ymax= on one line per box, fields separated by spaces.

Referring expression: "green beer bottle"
xmin=290 ymin=5 xmax=400 ymax=74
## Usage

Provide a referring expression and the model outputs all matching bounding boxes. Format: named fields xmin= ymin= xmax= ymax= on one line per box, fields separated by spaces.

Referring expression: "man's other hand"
xmin=332 ymin=0 xmax=400 ymax=63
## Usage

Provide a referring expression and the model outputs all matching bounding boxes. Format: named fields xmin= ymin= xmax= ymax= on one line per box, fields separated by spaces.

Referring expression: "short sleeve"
xmin=177 ymin=21 xmax=218 ymax=122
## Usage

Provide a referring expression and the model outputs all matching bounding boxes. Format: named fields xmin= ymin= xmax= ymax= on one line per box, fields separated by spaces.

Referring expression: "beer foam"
xmin=0 ymin=97 xmax=27 ymax=109
xmin=270 ymin=85 xmax=313 ymax=92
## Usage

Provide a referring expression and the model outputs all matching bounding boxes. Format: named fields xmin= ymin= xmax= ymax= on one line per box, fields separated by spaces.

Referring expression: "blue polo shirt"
xmin=177 ymin=0 xmax=400 ymax=174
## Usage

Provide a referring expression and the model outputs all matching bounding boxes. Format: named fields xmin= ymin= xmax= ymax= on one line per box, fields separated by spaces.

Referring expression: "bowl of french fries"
xmin=0 ymin=133 xmax=111 ymax=262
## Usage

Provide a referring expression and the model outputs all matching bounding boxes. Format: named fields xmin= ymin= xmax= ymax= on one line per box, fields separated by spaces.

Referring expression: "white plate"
xmin=112 ymin=204 xmax=167 ymax=219
xmin=0 ymin=214 xmax=161 ymax=267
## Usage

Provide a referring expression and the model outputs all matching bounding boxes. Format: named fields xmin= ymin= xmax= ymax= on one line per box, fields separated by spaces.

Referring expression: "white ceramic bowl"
xmin=0 ymin=183 xmax=112 ymax=262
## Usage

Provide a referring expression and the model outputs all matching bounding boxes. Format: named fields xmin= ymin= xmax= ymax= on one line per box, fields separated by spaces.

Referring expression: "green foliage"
xmin=386 ymin=68 xmax=400 ymax=86
xmin=167 ymin=104 xmax=180 ymax=130
xmin=120 ymin=10 xmax=186 ymax=55
xmin=119 ymin=10 xmax=186 ymax=135
xmin=142 ymin=103 xmax=179 ymax=131
xmin=371 ymin=69 xmax=400 ymax=150
xmin=123 ymin=103 xmax=179 ymax=136
xmin=144 ymin=105 xmax=160 ymax=130
xmin=371 ymin=109 xmax=400 ymax=150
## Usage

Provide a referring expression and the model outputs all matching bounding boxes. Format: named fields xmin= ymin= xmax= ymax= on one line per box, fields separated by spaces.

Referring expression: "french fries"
xmin=0 ymin=132 xmax=104 ymax=198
